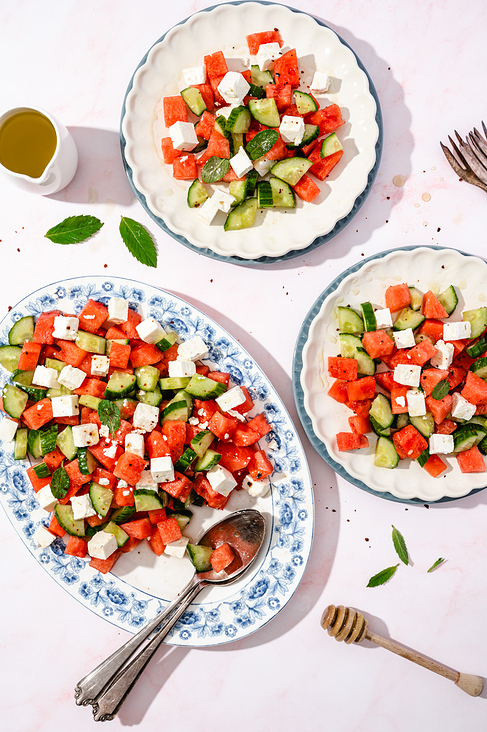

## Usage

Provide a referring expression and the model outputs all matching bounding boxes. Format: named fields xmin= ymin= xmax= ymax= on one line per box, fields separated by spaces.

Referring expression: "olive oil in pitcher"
xmin=0 ymin=109 xmax=57 ymax=178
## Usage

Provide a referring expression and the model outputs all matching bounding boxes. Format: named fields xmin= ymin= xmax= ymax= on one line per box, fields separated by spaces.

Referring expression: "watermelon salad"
xmin=327 ymin=282 xmax=487 ymax=477
xmin=157 ymin=29 xmax=345 ymax=230
xmin=0 ymin=297 xmax=274 ymax=575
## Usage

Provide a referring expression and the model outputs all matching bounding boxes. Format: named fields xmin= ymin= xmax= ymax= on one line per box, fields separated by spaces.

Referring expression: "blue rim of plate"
xmin=119 ymin=0 xmax=383 ymax=266
xmin=292 ymin=245 xmax=487 ymax=505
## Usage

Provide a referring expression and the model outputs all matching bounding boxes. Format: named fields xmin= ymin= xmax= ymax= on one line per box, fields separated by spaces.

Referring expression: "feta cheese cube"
xmin=374 ymin=308 xmax=393 ymax=329
xmin=217 ymin=71 xmax=250 ymax=105
xmin=107 ymin=297 xmax=129 ymax=325
xmin=71 ymin=494 xmax=97 ymax=520
xmin=52 ymin=315 xmax=79 ymax=341
xmin=58 ymin=364 xmax=86 ymax=390
xmin=164 ymin=536 xmax=189 ymax=558
xmin=168 ymin=121 xmax=198 ymax=151
xmin=177 ymin=336 xmax=209 ymax=361
xmin=279 ymin=115 xmax=305 ymax=145
xmin=443 ymin=320 xmax=472 ymax=341
xmin=393 ymin=364 xmax=421 ymax=387
xmin=136 ymin=470 xmax=157 ymax=489
xmin=429 ymin=433 xmax=454 ymax=455
xmin=253 ymin=156 xmax=273 ymax=177
xmin=230 ymin=147 xmax=253 ymax=178
xmin=212 ymin=189 xmax=236 ymax=213
xmin=136 ymin=317 xmax=166 ymax=344
xmin=36 ymin=484 xmax=58 ymax=512
xmin=393 ymin=328 xmax=415 ymax=349
xmin=87 ymin=531 xmax=118 ymax=560
xmin=150 ymin=455 xmax=174 ymax=483
xmin=0 ymin=416 xmax=18 ymax=442
xmin=132 ymin=402 xmax=160 ymax=432
xmin=72 ymin=423 xmax=99 ymax=447
xmin=207 ymin=464 xmax=237 ymax=496
xmin=430 ymin=340 xmax=454 ymax=370
xmin=91 ymin=355 xmax=110 ymax=377
xmin=51 ymin=394 xmax=79 ymax=418
xmin=451 ymin=392 xmax=477 ymax=421
xmin=32 ymin=365 xmax=60 ymax=389
xmin=197 ymin=197 xmax=219 ymax=225
xmin=168 ymin=359 xmax=196 ymax=378
xmin=125 ymin=432 xmax=145 ymax=458
xmin=32 ymin=525 xmax=55 ymax=549
xmin=406 ymin=389 xmax=426 ymax=417
xmin=255 ymin=42 xmax=281 ymax=71
xmin=310 ymin=69 xmax=331 ymax=93
xmin=216 ymin=386 xmax=246 ymax=412
xmin=181 ymin=65 xmax=206 ymax=86
xmin=242 ymin=474 xmax=271 ymax=498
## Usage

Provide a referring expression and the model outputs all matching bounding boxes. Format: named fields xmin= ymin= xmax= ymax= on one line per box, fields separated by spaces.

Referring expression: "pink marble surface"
xmin=1 ymin=0 xmax=487 ymax=729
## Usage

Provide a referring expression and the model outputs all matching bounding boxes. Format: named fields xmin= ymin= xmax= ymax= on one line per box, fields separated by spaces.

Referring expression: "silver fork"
xmin=440 ymin=122 xmax=487 ymax=193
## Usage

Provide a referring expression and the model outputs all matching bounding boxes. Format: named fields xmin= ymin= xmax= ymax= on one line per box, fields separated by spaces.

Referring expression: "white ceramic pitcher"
xmin=0 ymin=106 xmax=78 ymax=195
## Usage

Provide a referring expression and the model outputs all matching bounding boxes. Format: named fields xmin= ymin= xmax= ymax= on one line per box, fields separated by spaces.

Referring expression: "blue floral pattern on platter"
xmin=0 ymin=276 xmax=313 ymax=646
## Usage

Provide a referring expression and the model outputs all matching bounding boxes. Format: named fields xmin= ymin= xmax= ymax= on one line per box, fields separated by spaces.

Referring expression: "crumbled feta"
xmin=72 ymin=423 xmax=99 ymax=447
xmin=58 ymin=364 xmax=86 ymax=390
xmin=227 ymin=408 xmax=246 ymax=422
xmin=429 ymin=433 xmax=454 ymax=455
xmin=393 ymin=328 xmax=416 ymax=349
xmin=97 ymin=477 xmax=110 ymax=486
xmin=253 ymin=156 xmax=273 ymax=177
xmin=451 ymin=392 xmax=477 ymax=421
xmin=310 ymin=69 xmax=331 ymax=93
xmin=132 ymin=402 xmax=160 ymax=432
xmin=212 ymin=189 xmax=235 ymax=213
xmin=406 ymin=389 xmax=426 ymax=417
xmin=32 ymin=365 xmax=60 ymax=389
xmin=52 ymin=315 xmax=79 ymax=341
xmin=99 ymin=424 xmax=110 ymax=439
xmin=443 ymin=321 xmax=472 ymax=341
xmin=36 ymin=484 xmax=57 ymax=512
xmin=150 ymin=455 xmax=174 ymax=483
xmin=71 ymin=494 xmax=97 ymax=520
xmin=181 ymin=65 xmax=206 ymax=86
xmin=168 ymin=120 xmax=198 ymax=151
xmin=125 ymin=432 xmax=145 ymax=458
xmin=242 ymin=474 xmax=271 ymax=498
xmin=0 ymin=417 xmax=18 ymax=442
xmin=279 ymin=115 xmax=305 ymax=145
xmin=51 ymin=394 xmax=79 ymax=418
xmin=217 ymin=71 xmax=250 ymax=105
xmin=207 ymin=464 xmax=237 ymax=496
xmin=230 ymin=146 xmax=253 ymax=178
xmin=374 ymin=308 xmax=393 ymax=329
xmin=87 ymin=531 xmax=118 ymax=560
xmin=395 ymin=396 xmax=406 ymax=407
xmin=107 ymin=296 xmax=129 ymax=325
xmin=177 ymin=336 xmax=209 ymax=361
xmin=32 ymin=525 xmax=55 ymax=549
xmin=164 ymin=536 xmax=189 ymax=558
xmin=91 ymin=355 xmax=110 ymax=377
xmin=216 ymin=386 xmax=246 ymax=412
xmin=430 ymin=340 xmax=454 ymax=370
xmin=136 ymin=317 xmax=166 ymax=345
xmin=136 ymin=470 xmax=157 ymax=489
xmin=103 ymin=442 xmax=118 ymax=459
xmin=168 ymin=359 xmax=196 ymax=378
xmin=255 ymin=42 xmax=281 ymax=71
xmin=393 ymin=364 xmax=421 ymax=387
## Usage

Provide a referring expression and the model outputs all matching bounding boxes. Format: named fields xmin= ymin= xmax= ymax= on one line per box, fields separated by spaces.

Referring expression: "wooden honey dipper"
xmin=321 ymin=605 xmax=483 ymax=697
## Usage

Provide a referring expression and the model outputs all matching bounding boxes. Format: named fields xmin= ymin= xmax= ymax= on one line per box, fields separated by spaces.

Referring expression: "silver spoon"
xmin=75 ymin=508 xmax=266 ymax=721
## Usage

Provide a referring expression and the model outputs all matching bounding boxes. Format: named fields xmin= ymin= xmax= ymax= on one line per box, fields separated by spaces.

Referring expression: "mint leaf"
xmin=50 ymin=465 xmax=69 ymax=499
xmin=98 ymin=399 xmax=121 ymax=435
xmin=202 ymin=156 xmax=231 ymax=183
xmin=392 ymin=525 xmax=409 ymax=565
xmin=119 ymin=216 xmax=157 ymax=268
xmin=45 ymin=215 xmax=103 ymax=244
xmin=427 ymin=558 xmax=445 ymax=573
xmin=367 ymin=564 xmax=399 ymax=587
xmin=431 ymin=378 xmax=449 ymax=400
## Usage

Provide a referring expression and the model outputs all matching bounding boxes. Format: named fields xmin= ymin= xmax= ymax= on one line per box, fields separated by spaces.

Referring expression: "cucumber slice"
xmin=76 ymin=330 xmax=106 ymax=355
xmin=111 ymin=505 xmax=136 ymax=523
xmin=470 ymin=357 xmax=487 ymax=379
xmin=2 ymin=383 xmax=28 ymax=418
xmin=39 ymin=425 xmax=58 ymax=456
xmin=44 ymin=358 xmax=67 ymax=372
xmin=437 ymin=285 xmax=458 ymax=316
xmin=106 ymin=339 xmax=129 ymax=357
xmin=466 ymin=334 xmax=487 ymax=359
xmin=77 ymin=446 xmax=98 ymax=475
xmin=78 ymin=394 xmax=102 ymax=410
xmin=180 ymin=86 xmax=206 ymax=116
xmin=159 ymin=376 xmax=191 ymax=391
xmin=410 ymin=412 xmax=435 ymax=438
xmin=190 ymin=429 xmax=215 ymax=457
xmin=321 ymin=132 xmax=343 ymax=157
xmin=155 ymin=331 xmax=178 ymax=353
xmin=339 ymin=333 xmax=375 ymax=376
xmin=185 ymin=375 xmax=227 ymax=400
xmin=231 ymin=133 xmax=244 ymax=155
xmin=135 ymin=365 xmax=160 ymax=392
xmin=174 ymin=447 xmax=197 ymax=473
xmin=270 ymin=157 xmax=313 ymax=186
xmin=369 ymin=393 xmax=394 ymax=431
xmin=104 ymin=371 xmax=137 ymax=399
xmin=224 ymin=198 xmax=258 ymax=231
xmin=168 ymin=510 xmax=192 ymax=531
xmin=14 ymin=428 xmax=28 ymax=460
xmin=134 ymin=489 xmax=164 ymax=512
xmin=33 ymin=461 xmax=51 ymax=479
xmin=102 ymin=521 xmax=129 ymax=547
xmin=250 ymin=65 xmax=274 ymax=89
xmin=187 ymin=179 xmax=209 ymax=209
xmin=361 ymin=302 xmax=377 ymax=332
xmin=28 ymin=430 xmax=42 ymax=459
xmin=89 ymin=481 xmax=114 ymax=517
xmin=194 ymin=448 xmax=221 ymax=471
xmin=186 ymin=543 xmax=214 ymax=572
xmin=257 ymin=180 xmax=273 ymax=208
xmin=11 ymin=369 xmax=34 ymax=386
xmin=269 ymin=177 xmax=295 ymax=207
xmin=248 ymin=83 xmax=265 ymax=98
xmin=161 ymin=390 xmax=193 ymax=423
xmin=47 ymin=385 xmax=72 ymax=398
xmin=55 ymin=504 xmax=86 ymax=537
xmin=0 ymin=345 xmax=21 ymax=372
xmin=202 ymin=156 xmax=230 ymax=183
xmin=393 ymin=308 xmax=425 ymax=331
xmin=228 ymin=179 xmax=248 ymax=206
xmin=408 ymin=287 xmax=422 ymax=311
xmin=245 ymin=129 xmax=279 ymax=160
xmin=245 ymin=169 xmax=258 ymax=196
xmin=337 ymin=306 xmax=364 ymax=334
xmin=136 ymin=386 xmax=163 ymax=407
xmin=463 ymin=307 xmax=487 ymax=339
xmin=56 ymin=425 xmax=77 ymax=460
xmin=17 ymin=384 xmax=47 ymax=403
xmin=454 ymin=426 xmax=486 ymax=452
xmin=396 ymin=413 xmax=410 ymax=430
xmin=226 ymin=105 xmax=251 ymax=134
xmin=8 ymin=315 xmax=34 ymax=345
xmin=416 ymin=448 xmax=430 ymax=467
xmin=298 ymin=123 xmax=319 ymax=148
xmin=294 ymin=90 xmax=318 ymax=115
xmin=374 ymin=436 xmax=400 ymax=468
xmin=248 ymin=98 xmax=280 ymax=127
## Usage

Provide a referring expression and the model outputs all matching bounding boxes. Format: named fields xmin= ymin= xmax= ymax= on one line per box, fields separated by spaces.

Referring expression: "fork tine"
xmin=468 ymin=134 xmax=487 ymax=168
xmin=440 ymin=141 xmax=487 ymax=193
xmin=448 ymin=135 xmax=469 ymax=170
xmin=465 ymin=135 xmax=487 ymax=184
xmin=472 ymin=128 xmax=487 ymax=157
xmin=483 ymin=121 xmax=487 ymax=138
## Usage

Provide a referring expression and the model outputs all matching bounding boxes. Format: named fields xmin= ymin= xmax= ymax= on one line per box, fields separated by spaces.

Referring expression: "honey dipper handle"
xmin=367 ymin=632 xmax=483 ymax=697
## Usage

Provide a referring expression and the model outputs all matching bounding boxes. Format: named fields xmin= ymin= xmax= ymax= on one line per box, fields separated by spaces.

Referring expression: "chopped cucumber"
xmin=294 ymin=90 xmax=318 ymax=115
xmin=186 ymin=543 xmax=213 ymax=572
xmin=226 ymin=105 xmax=251 ymax=134
xmin=396 ymin=413 xmax=410 ymax=429
xmin=137 ymin=386 xmax=163 ymax=407
xmin=224 ymin=198 xmax=258 ymax=231
xmin=321 ymin=132 xmax=343 ymax=158
xmin=470 ymin=357 xmax=487 ymax=379
xmin=410 ymin=412 xmax=435 ymax=438
xmin=102 ymin=521 xmax=129 ymax=547
xmin=32 ymin=462 xmax=50 ymax=479
xmin=454 ymin=426 xmax=486 ymax=452
xmin=337 ymin=306 xmax=364 ymax=334
xmin=269 ymin=177 xmax=295 ymax=207
xmin=180 ymin=86 xmax=207 ymax=116
xmin=270 ymin=157 xmax=313 ymax=186
xmin=190 ymin=429 xmax=215 ymax=457
xmin=76 ymin=330 xmax=106 ymax=354
xmin=416 ymin=448 xmax=430 ymax=467
xmin=0 ymin=345 xmax=21 ymax=372
xmin=257 ymin=180 xmax=273 ymax=208
xmin=437 ymin=285 xmax=458 ymax=315
xmin=14 ymin=428 xmax=28 ymax=460
xmin=134 ymin=489 xmax=164 ymax=512
xmin=111 ymin=505 xmax=136 ymax=524
xmin=161 ymin=389 xmax=193 ymax=423
xmin=104 ymin=371 xmax=137 ymax=399
xmin=77 ymin=447 xmax=98 ymax=475
xmin=8 ymin=315 xmax=34 ymax=345
xmin=408 ymin=287 xmax=422 ymax=311
xmin=466 ymin=334 xmax=487 ymax=359
xmin=463 ymin=307 xmax=487 ymax=339
xmin=194 ymin=448 xmax=221 ymax=471
xmin=374 ymin=436 xmax=399 ymax=468
xmin=155 ymin=331 xmax=178 ymax=353
xmin=44 ymin=358 xmax=67 ymax=372
xmin=175 ymin=447 xmax=197 ymax=473
xmin=361 ymin=302 xmax=377 ymax=332
xmin=78 ymin=394 xmax=102 ymax=410
xmin=369 ymin=393 xmax=394 ymax=432
xmin=135 ymin=365 xmax=160 ymax=392
xmin=187 ymin=179 xmax=209 ymax=209
xmin=159 ymin=376 xmax=191 ymax=391
xmin=339 ymin=333 xmax=375 ymax=376
xmin=185 ymin=374 xmax=227 ymax=400
xmin=248 ymin=98 xmax=280 ymax=127
xmin=55 ymin=504 xmax=85 ymax=537
xmin=393 ymin=308 xmax=425 ymax=331
xmin=89 ymin=481 xmax=114 ymax=517
xmin=228 ymin=179 xmax=248 ymax=206
xmin=2 ymin=383 xmax=28 ymax=418
xmin=250 ymin=65 xmax=274 ymax=89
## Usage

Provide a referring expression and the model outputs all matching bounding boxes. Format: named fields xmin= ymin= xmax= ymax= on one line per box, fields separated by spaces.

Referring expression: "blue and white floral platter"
xmin=0 ymin=276 xmax=313 ymax=646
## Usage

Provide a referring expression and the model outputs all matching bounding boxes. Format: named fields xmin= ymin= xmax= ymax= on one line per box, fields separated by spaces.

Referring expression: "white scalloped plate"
xmin=295 ymin=247 xmax=487 ymax=503
xmin=121 ymin=1 xmax=380 ymax=261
